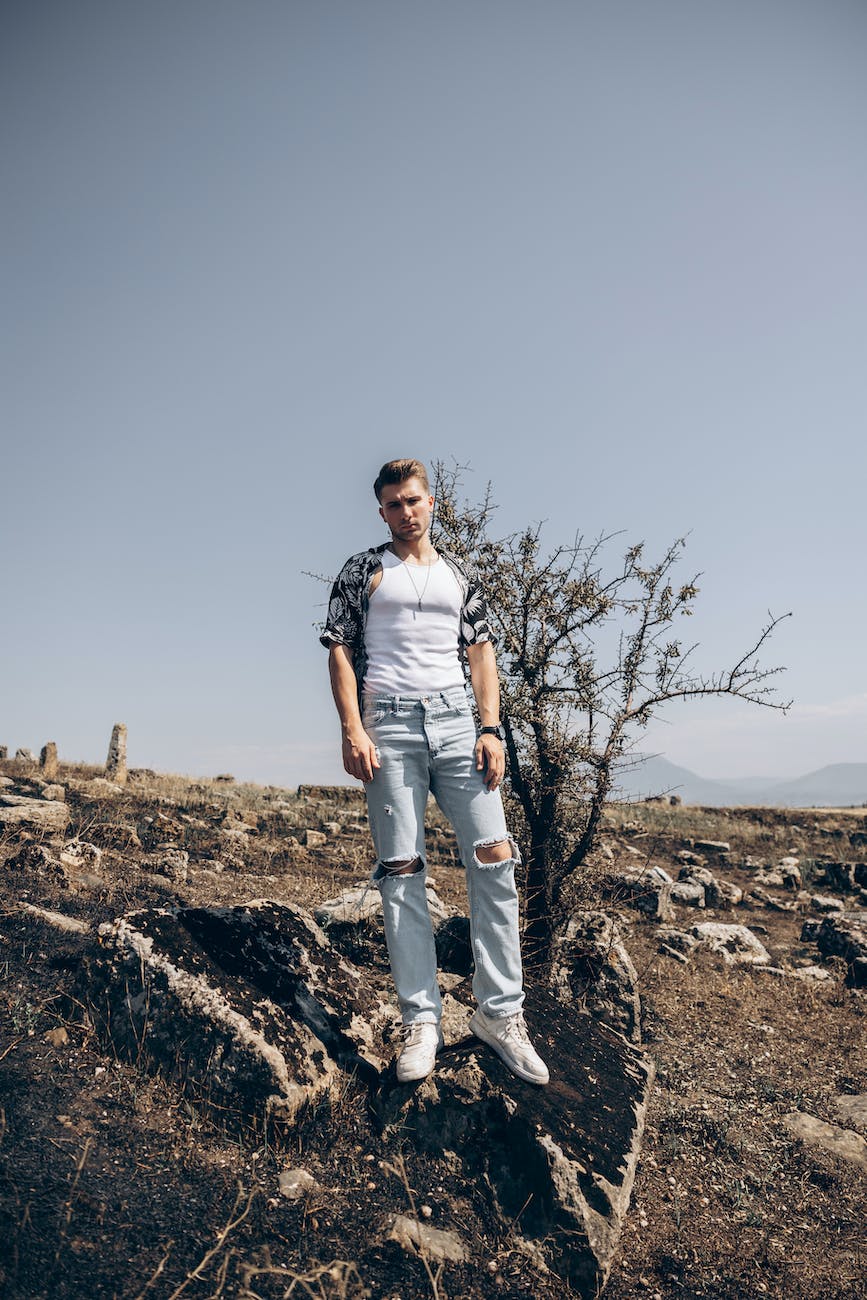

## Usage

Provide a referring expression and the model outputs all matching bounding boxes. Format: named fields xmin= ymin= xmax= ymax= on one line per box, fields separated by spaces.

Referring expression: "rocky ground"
xmin=0 ymin=759 xmax=865 ymax=1299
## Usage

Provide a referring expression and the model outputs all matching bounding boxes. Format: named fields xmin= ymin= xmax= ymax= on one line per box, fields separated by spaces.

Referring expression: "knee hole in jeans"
xmin=472 ymin=836 xmax=520 ymax=868
xmin=381 ymin=856 xmax=423 ymax=876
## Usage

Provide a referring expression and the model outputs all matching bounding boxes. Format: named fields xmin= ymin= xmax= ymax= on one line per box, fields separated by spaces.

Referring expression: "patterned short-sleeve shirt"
xmin=320 ymin=542 xmax=496 ymax=696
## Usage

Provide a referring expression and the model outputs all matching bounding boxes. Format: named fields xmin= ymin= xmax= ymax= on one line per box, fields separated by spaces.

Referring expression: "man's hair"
xmin=373 ymin=458 xmax=430 ymax=500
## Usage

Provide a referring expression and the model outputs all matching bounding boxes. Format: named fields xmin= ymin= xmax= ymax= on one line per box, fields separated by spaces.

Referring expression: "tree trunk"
xmin=522 ymin=840 xmax=553 ymax=968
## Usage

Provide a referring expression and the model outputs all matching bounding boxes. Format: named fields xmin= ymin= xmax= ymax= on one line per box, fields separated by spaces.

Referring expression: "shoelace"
xmin=500 ymin=1014 xmax=531 ymax=1045
xmin=402 ymin=1023 xmax=434 ymax=1046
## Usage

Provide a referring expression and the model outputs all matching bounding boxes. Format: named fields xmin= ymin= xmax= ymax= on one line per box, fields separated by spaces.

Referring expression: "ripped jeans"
xmin=363 ymin=687 xmax=525 ymax=1025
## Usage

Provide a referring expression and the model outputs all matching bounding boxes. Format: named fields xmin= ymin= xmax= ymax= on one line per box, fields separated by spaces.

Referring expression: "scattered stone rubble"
xmin=2 ymin=753 xmax=865 ymax=1298
xmin=80 ymin=895 xmax=655 ymax=1297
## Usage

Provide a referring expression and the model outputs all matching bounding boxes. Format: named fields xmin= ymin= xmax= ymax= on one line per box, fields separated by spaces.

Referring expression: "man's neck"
xmin=389 ymin=533 xmax=437 ymax=565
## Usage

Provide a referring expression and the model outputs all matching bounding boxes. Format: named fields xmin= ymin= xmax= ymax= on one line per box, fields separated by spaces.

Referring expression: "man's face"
xmin=378 ymin=477 xmax=434 ymax=543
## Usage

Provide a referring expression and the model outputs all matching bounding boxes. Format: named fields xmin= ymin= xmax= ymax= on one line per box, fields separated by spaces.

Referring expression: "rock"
xmin=0 ymin=796 xmax=70 ymax=833
xmin=548 ymin=911 xmax=642 ymax=1043
xmin=278 ymin=1167 xmax=317 ymax=1200
xmin=222 ymin=807 xmax=258 ymax=831
xmin=20 ymin=903 xmax=89 ymax=934
xmin=675 ymin=850 xmax=706 ymax=867
xmin=105 ymin=722 xmax=128 ymax=786
xmin=799 ymin=918 xmax=822 ymax=943
xmin=315 ymin=885 xmax=382 ymax=930
xmin=688 ymin=923 xmax=771 ymax=966
xmin=321 ymin=821 xmax=341 ymax=837
xmin=59 ymin=839 xmax=103 ymax=872
xmin=831 ymin=1094 xmax=867 ymax=1132
xmin=88 ymin=901 xmax=393 ymax=1123
xmin=656 ymin=927 xmax=701 ymax=961
xmin=849 ymin=831 xmax=867 ymax=849
xmin=15 ymin=748 xmax=36 ymax=763
xmin=602 ymin=867 xmax=674 ymax=922
xmin=79 ymin=778 xmax=123 ymax=798
xmin=387 ymin=1214 xmax=469 ymax=1264
xmin=5 ymin=843 xmax=67 ymax=881
xmin=778 ymin=857 xmax=802 ymax=887
xmin=670 ymin=879 xmax=706 ymax=909
xmin=39 ymin=742 xmax=59 ymax=780
xmin=750 ymin=886 xmax=795 ymax=912
xmin=0 ymin=775 xmax=13 ymax=787
xmin=813 ymin=914 xmax=867 ymax=985
xmin=782 ymin=1111 xmax=867 ymax=1171
xmin=754 ymin=869 xmax=787 ymax=888
xmin=811 ymin=894 xmax=845 ymax=915
xmin=715 ymin=879 xmax=744 ymax=907
xmin=823 ymin=862 xmax=858 ymax=893
xmin=302 ymin=829 xmax=327 ymax=848
xmin=693 ymin=840 xmax=731 ymax=854
xmin=376 ymin=986 xmax=654 ymax=1297
xmin=41 ymin=784 xmax=65 ymax=801
xmin=145 ymin=848 xmax=189 ymax=882
xmin=296 ymin=784 xmax=365 ymax=805
xmin=789 ymin=964 xmax=833 ymax=983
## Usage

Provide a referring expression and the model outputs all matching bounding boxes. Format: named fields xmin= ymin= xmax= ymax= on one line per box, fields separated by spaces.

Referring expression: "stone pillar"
xmin=105 ymin=723 xmax=128 ymax=786
xmin=40 ymin=742 xmax=59 ymax=780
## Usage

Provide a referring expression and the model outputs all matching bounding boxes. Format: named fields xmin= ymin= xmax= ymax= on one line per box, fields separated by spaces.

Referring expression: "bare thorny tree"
xmin=430 ymin=460 xmax=791 ymax=961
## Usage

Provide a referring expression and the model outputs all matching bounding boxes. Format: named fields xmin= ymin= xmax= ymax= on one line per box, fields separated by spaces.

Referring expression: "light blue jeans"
xmin=362 ymin=686 xmax=525 ymax=1025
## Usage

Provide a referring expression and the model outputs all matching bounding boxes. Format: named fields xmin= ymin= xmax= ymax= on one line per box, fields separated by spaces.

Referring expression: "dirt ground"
xmin=0 ymin=762 xmax=865 ymax=1299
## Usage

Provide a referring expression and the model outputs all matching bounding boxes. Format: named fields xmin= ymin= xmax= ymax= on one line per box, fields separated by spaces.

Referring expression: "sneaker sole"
xmin=469 ymin=1015 xmax=549 ymax=1085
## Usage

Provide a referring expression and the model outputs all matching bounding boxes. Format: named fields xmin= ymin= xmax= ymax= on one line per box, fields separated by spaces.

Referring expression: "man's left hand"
xmin=475 ymin=734 xmax=505 ymax=791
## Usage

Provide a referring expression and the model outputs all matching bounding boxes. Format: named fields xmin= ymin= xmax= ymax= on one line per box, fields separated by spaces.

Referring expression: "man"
xmin=321 ymin=458 xmax=548 ymax=1086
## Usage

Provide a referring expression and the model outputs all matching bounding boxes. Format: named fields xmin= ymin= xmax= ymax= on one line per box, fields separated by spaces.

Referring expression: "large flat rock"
xmin=375 ymin=985 xmax=655 ymax=1298
xmin=0 ymin=795 xmax=70 ymax=832
xmin=89 ymin=900 xmax=393 ymax=1124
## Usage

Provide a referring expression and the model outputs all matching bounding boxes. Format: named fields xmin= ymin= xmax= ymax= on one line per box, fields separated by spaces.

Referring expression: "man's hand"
xmin=475 ymin=733 xmax=505 ymax=791
xmin=342 ymin=729 xmax=380 ymax=784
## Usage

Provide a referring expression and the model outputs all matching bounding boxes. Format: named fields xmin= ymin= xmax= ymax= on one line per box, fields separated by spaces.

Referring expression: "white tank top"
xmin=363 ymin=550 xmax=466 ymax=694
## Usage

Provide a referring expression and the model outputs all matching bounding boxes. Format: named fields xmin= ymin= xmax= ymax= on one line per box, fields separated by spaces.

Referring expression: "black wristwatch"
xmin=480 ymin=724 xmax=505 ymax=740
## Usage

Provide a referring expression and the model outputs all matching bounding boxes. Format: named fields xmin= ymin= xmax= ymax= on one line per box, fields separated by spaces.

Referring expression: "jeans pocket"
xmin=362 ymin=704 xmax=387 ymax=729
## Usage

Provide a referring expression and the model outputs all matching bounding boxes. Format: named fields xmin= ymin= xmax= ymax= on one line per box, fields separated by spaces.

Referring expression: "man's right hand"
xmin=342 ymin=729 xmax=380 ymax=783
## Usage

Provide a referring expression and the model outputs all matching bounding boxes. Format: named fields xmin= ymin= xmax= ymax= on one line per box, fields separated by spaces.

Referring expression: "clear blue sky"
xmin=2 ymin=1 xmax=865 ymax=786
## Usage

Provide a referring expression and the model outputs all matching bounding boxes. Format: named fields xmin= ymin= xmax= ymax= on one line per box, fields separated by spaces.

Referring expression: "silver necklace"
xmin=401 ymin=555 xmax=435 ymax=616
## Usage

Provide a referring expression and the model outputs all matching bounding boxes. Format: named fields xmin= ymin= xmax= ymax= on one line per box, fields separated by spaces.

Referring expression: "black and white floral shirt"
xmin=320 ymin=542 xmax=496 ymax=696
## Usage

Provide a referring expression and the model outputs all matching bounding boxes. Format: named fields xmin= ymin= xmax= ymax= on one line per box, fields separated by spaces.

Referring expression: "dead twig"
xmin=165 ymin=1182 xmax=258 ymax=1300
xmin=133 ymin=1239 xmax=175 ymax=1300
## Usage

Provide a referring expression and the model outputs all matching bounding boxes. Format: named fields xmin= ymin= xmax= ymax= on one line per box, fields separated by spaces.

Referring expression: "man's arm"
xmin=466 ymin=640 xmax=505 ymax=792
xmin=328 ymin=644 xmax=380 ymax=783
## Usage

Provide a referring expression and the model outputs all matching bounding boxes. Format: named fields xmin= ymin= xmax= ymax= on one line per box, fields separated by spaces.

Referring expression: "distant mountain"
xmin=762 ymin=764 xmax=867 ymax=809
xmin=613 ymin=757 xmax=867 ymax=808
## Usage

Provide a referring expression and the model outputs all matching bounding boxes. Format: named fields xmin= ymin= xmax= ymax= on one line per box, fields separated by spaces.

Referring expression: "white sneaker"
xmin=469 ymin=1009 xmax=549 ymax=1085
xmin=396 ymin=1022 xmax=443 ymax=1083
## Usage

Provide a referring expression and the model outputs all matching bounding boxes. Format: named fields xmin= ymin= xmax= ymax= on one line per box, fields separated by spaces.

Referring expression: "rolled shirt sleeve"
xmin=459 ymin=575 xmax=497 ymax=650
xmin=319 ymin=550 xmax=376 ymax=652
